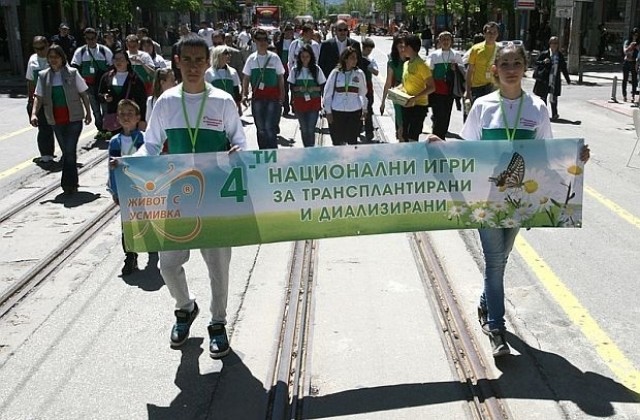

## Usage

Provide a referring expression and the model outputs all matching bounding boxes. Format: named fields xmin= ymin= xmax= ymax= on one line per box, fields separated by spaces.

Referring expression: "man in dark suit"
xmin=318 ymin=20 xmax=361 ymax=79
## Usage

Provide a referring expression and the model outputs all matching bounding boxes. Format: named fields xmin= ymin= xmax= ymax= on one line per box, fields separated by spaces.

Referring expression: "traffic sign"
xmin=515 ymin=0 xmax=535 ymax=10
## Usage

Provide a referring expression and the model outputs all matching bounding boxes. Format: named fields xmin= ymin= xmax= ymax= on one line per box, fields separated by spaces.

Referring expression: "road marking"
xmin=585 ymin=186 xmax=640 ymax=229
xmin=515 ymin=236 xmax=640 ymax=397
xmin=0 ymin=129 xmax=97 ymax=181
xmin=0 ymin=126 xmax=33 ymax=142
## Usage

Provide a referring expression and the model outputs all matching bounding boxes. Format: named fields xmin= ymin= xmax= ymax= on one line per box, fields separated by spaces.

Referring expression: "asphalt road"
xmin=0 ymin=35 xmax=638 ymax=419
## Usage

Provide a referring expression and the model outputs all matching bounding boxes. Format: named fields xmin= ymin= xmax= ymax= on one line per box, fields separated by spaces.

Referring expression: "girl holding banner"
xmin=429 ymin=42 xmax=590 ymax=358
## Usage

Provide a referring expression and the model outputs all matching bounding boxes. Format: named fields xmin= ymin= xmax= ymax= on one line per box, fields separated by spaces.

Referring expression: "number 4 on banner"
xmin=220 ymin=167 xmax=248 ymax=202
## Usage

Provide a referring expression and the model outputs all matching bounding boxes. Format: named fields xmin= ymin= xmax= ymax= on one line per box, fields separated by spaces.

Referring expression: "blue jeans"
xmin=296 ymin=110 xmax=318 ymax=147
xmin=478 ymin=227 xmax=520 ymax=331
xmin=252 ymin=99 xmax=281 ymax=149
xmin=53 ymin=121 xmax=83 ymax=190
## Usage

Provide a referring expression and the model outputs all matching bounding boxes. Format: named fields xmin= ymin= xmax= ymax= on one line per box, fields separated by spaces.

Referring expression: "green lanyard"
xmin=181 ymin=86 xmax=208 ymax=153
xmin=217 ymin=67 xmax=229 ymax=92
xmin=499 ymin=92 xmax=525 ymax=141
xmin=257 ymin=54 xmax=271 ymax=84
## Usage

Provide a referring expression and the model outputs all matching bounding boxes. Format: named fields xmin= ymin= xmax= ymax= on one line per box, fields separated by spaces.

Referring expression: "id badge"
xmin=304 ymin=93 xmax=311 ymax=102
xmin=485 ymin=71 xmax=492 ymax=80
xmin=89 ymin=67 xmax=95 ymax=74
xmin=258 ymin=82 xmax=265 ymax=90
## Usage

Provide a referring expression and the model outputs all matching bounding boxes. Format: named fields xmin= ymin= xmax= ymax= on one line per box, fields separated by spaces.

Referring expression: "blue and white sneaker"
xmin=207 ymin=323 xmax=230 ymax=359
xmin=170 ymin=302 xmax=199 ymax=348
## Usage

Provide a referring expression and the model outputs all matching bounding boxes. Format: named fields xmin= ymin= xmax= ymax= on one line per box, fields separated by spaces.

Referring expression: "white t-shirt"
xmin=237 ymin=31 xmax=251 ymax=48
xmin=26 ymin=54 xmax=49 ymax=81
xmin=35 ymin=67 xmax=89 ymax=96
xmin=127 ymin=50 xmax=155 ymax=68
xmin=287 ymin=38 xmax=321 ymax=72
xmin=198 ymin=28 xmax=216 ymax=48
xmin=460 ymin=91 xmax=553 ymax=141
xmin=136 ymin=84 xmax=247 ymax=156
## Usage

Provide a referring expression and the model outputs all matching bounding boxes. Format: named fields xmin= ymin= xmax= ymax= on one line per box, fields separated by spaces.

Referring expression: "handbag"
xmin=102 ymin=78 xmax=132 ymax=132
xmin=103 ymin=113 xmax=121 ymax=132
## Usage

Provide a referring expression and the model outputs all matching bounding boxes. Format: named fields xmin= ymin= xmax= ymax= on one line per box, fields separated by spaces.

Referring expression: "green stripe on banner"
xmin=114 ymin=139 xmax=586 ymax=252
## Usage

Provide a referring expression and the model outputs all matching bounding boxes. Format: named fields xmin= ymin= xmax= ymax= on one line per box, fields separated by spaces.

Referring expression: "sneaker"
xmin=170 ymin=302 xmax=199 ymax=348
xmin=207 ymin=323 xmax=230 ymax=359
xmin=477 ymin=304 xmax=490 ymax=335
xmin=121 ymin=253 xmax=138 ymax=276
xmin=488 ymin=329 xmax=511 ymax=357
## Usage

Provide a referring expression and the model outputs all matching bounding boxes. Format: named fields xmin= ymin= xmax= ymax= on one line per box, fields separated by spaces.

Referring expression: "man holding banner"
xmin=131 ymin=35 xmax=247 ymax=359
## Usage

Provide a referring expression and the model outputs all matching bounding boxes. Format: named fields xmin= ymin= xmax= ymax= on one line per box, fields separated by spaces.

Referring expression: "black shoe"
xmin=62 ymin=185 xmax=78 ymax=195
xmin=170 ymin=302 xmax=199 ymax=348
xmin=477 ymin=304 xmax=490 ymax=335
xmin=207 ymin=323 xmax=230 ymax=359
xmin=121 ymin=253 xmax=138 ymax=276
xmin=488 ymin=329 xmax=511 ymax=357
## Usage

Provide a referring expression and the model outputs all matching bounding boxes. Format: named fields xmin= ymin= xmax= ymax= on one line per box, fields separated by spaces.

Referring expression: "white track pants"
xmin=159 ymin=247 xmax=232 ymax=324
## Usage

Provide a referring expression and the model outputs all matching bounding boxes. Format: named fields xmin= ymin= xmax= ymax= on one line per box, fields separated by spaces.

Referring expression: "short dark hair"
xmin=404 ymin=34 xmax=421 ymax=52
xmin=302 ymin=23 xmax=314 ymax=33
xmin=137 ymin=27 xmax=149 ymax=35
xmin=177 ymin=34 xmax=210 ymax=60
xmin=362 ymin=37 xmax=375 ymax=49
xmin=253 ymin=28 xmax=268 ymax=40
xmin=84 ymin=27 xmax=97 ymax=35
xmin=47 ymin=44 xmax=68 ymax=65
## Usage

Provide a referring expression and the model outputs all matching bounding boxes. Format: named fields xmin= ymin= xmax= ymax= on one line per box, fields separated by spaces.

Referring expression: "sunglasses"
xmin=85 ymin=36 xmax=96 ymax=41
xmin=34 ymin=45 xmax=46 ymax=51
xmin=255 ymin=37 xmax=268 ymax=41
xmin=336 ymin=28 xmax=348 ymax=32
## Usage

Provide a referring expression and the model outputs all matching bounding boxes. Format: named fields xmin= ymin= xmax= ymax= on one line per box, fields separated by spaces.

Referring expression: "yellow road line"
xmin=515 ymin=236 xmax=640 ymax=397
xmin=585 ymin=186 xmax=640 ymax=229
xmin=0 ymin=129 xmax=97 ymax=181
xmin=0 ymin=126 xmax=33 ymax=142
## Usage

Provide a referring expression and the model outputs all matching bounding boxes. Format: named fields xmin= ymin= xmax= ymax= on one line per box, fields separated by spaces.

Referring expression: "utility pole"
xmin=1 ymin=0 xmax=24 ymax=76
xmin=567 ymin=0 xmax=583 ymax=74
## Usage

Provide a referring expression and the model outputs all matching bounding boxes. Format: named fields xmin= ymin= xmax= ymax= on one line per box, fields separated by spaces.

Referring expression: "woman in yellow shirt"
xmin=400 ymin=35 xmax=435 ymax=141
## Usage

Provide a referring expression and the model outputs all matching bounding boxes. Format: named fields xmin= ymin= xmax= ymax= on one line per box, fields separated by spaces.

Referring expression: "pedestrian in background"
xmin=242 ymin=29 xmax=286 ymax=149
xmin=399 ymin=34 xmax=435 ymax=142
xmin=621 ymin=28 xmax=639 ymax=103
xmin=132 ymin=36 xmax=247 ymax=358
xmin=288 ymin=44 xmax=326 ymax=147
xmin=107 ymin=99 xmax=145 ymax=276
xmin=466 ymin=22 xmax=499 ymax=105
xmin=380 ymin=34 xmax=406 ymax=141
xmin=103 ymin=30 xmax=122 ymax=53
xmin=146 ymin=67 xmax=176 ymax=123
xmin=323 ymin=47 xmax=367 ymax=146
xmin=141 ymin=36 xmax=166 ymax=69
xmin=428 ymin=42 xmax=590 ymax=357
xmin=427 ymin=31 xmax=463 ymax=140
xmin=50 ymin=23 xmax=77 ymax=63
xmin=125 ymin=34 xmax=156 ymax=96
xmin=533 ymin=36 xmax=571 ymax=121
xmin=421 ymin=25 xmax=433 ymax=55
xmin=205 ymin=45 xmax=242 ymax=115
xmin=318 ymin=20 xmax=361 ymax=83
xmin=26 ymin=36 xmax=55 ymax=166
xmin=98 ymin=49 xmax=148 ymax=132
xmin=30 ymin=44 xmax=92 ymax=194
xmin=276 ymin=24 xmax=295 ymax=116
xmin=361 ymin=37 xmax=378 ymax=142
xmin=70 ymin=27 xmax=112 ymax=139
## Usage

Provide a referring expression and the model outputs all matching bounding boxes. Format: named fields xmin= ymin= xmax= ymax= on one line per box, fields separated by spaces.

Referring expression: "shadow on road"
xmin=145 ymin=331 xmax=639 ymax=419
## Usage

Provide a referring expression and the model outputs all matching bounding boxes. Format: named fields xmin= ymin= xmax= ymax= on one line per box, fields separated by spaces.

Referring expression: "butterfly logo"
xmin=489 ymin=152 xmax=525 ymax=189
